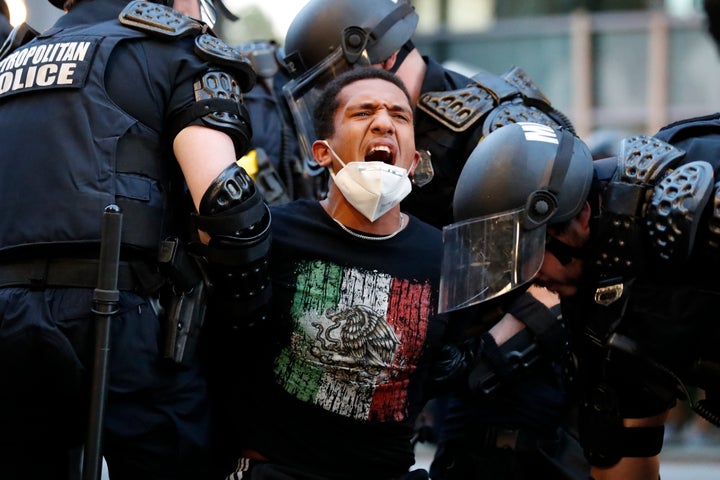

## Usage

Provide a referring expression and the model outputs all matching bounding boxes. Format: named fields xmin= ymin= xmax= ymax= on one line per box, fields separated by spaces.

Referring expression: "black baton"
xmin=83 ymin=205 xmax=122 ymax=480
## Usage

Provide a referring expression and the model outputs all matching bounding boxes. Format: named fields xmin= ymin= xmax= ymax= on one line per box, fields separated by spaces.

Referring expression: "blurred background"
xmin=13 ymin=0 xmax=720 ymax=141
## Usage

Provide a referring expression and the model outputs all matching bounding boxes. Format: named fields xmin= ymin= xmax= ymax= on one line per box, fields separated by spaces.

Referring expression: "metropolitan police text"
xmin=0 ymin=41 xmax=91 ymax=94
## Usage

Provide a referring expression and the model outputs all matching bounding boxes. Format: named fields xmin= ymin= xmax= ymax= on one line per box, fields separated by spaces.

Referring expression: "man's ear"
xmin=377 ymin=51 xmax=398 ymax=71
xmin=577 ymin=201 xmax=591 ymax=231
xmin=312 ymin=140 xmax=333 ymax=168
xmin=408 ymin=150 xmax=421 ymax=176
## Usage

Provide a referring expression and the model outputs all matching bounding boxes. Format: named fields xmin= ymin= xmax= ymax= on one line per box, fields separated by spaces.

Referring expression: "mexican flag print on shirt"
xmin=274 ymin=259 xmax=433 ymax=422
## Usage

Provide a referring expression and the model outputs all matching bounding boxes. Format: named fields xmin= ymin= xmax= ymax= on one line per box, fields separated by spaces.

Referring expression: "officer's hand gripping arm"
xmin=429 ymin=290 xmax=567 ymax=396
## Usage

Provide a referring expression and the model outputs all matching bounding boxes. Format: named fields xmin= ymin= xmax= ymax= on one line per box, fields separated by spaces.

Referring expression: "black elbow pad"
xmin=192 ymin=163 xmax=271 ymax=325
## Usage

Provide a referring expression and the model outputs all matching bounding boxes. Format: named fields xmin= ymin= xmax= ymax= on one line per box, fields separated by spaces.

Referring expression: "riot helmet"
xmin=439 ymin=122 xmax=594 ymax=312
xmin=282 ymin=0 xmax=419 ymax=175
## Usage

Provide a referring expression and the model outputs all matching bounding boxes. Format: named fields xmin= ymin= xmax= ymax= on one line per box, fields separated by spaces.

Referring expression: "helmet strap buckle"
xmin=341 ymin=26 xmax=370 ymax=65
xmin=523 ymin=189 xmax=557 ymax=229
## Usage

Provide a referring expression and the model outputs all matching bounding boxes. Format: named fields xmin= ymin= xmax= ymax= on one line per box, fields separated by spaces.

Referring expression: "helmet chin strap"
xmin=213 ymin=0 xmax=238 ymax=21
xmin=389 ymin=40 xmax=414 ymax=73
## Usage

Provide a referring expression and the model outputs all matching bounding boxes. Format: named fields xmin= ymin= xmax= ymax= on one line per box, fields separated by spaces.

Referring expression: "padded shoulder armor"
xmin=501 ymin=65 xmax=551 ymax=105
xmin=417 ymin=81 xmax=495 ymax=133
xmin=615 ymin=134 xmax=685 ymax=184
xmin=119 ymin=1 xmax=205 ymax=38
xmin=595 ymin=136 xmax=684 ymax=278
xmin=646 ymin=161 xmax=714 ymax=265
xmin=595 ymin=135 xmax=714 ymax=278
xmin=417 ymin=66 xmax=563 ymax=134
xmin=120 ymin=2 xmax=256 ymax=91
xmin=194 ymin=34 xmax=256 ymax=92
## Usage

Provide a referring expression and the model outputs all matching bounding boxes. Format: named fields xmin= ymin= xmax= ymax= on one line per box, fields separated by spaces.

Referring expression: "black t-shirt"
xmin=239 ymin=200 xmax=447 ymax=479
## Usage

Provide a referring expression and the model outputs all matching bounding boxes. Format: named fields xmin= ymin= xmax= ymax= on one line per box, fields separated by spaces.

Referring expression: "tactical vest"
xmin=0 ymin=19 xmax=175 ymax=258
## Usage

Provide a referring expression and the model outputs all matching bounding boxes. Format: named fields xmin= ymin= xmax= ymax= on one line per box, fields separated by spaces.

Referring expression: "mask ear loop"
xmin=320 ymin=140 xmax=347 ymax=180
xmin=320 ymin=140 xmax=347 ymax=167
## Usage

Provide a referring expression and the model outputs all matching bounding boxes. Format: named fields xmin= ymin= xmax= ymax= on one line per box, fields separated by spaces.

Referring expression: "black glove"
xmin=427 ymin=339 xmax=479 ymax=395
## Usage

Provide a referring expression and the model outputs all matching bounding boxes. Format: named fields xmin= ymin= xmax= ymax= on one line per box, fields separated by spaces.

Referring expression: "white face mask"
xmin=322 ymin=140 xmax=412 ymax=222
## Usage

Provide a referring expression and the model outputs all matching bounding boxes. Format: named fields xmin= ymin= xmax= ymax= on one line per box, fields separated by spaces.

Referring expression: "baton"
xmin=83 ymin=205 xmax=122 ymax=480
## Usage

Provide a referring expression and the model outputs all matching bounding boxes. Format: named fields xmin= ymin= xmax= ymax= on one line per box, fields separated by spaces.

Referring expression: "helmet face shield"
xmin=282 ymin=48 xmax=369 ymax=175
xmin=439 ymin=207 xmax=546 ymax=313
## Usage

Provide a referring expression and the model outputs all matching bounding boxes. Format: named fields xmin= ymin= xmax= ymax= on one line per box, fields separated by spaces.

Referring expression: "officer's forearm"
xmin=590 ymin=456 xmax=660 ymax=480
xmin=488 ymin=313 xmax=525 ymax=345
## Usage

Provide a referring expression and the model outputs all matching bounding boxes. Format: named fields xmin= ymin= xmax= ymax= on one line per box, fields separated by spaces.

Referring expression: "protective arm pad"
xmin=194 ymin=68 xmax=252 ymax=157
xmin=192 ymin=163 xmax=271 ymax=323
xmin=194 ymin=163 xmax=270 ymax=248
xmin=169 ymin=70 xmax=253 ymax=158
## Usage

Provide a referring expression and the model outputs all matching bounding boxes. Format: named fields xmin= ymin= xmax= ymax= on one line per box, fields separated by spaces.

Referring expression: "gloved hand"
xmin=427 ymin=339 xmax=479 ymax=395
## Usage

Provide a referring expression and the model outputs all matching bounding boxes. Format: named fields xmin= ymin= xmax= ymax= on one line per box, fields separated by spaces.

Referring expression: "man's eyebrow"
xmin=389 ymin=104 xmax=413 ymax=114
xmin=353 ymin=101 xmax=412 ymax=114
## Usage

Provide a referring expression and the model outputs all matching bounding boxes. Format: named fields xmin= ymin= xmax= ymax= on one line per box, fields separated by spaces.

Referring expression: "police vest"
xmin=0 ymin=19 xmax=175 ymax=257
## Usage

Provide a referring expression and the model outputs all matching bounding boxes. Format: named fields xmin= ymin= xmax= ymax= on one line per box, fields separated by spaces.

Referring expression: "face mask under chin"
xmin=321 ymin=140 xmax=412 ymax=222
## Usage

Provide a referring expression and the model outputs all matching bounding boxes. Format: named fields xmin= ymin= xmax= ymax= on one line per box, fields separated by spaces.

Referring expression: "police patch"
xmin=0 ymin=38 xmax=97 ymax=99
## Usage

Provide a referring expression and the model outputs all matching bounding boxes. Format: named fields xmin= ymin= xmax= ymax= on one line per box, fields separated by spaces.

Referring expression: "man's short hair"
xmin=312 ymin=68 xmax=413 ymax=140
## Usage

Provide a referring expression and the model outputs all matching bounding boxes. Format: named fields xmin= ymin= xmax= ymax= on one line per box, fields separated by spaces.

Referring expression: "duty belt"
xmin=0 ymin=258 xmax=138 ymax=291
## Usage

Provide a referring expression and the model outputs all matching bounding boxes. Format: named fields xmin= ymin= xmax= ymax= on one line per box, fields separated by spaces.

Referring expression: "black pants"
xmin=0 ymin=287 xmax=212 ymax=480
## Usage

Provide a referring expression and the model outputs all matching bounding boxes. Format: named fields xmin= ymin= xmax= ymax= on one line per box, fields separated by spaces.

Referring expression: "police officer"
xmin=443 ymin=120 xmax=720 ymax=479
xmin=279 ymin=1 xmax=586 ymax=479
xmin=0 ymin=0 xmax=270 ymax=478
xmin=235 ymin=39 xmax=325 ymax=204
